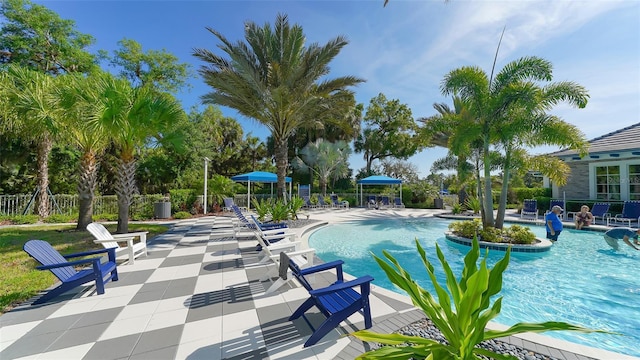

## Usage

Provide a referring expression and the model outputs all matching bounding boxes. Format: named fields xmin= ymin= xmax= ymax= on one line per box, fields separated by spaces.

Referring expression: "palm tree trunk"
xmin=495 ymin=148 xmax=511 ymax=229
xmin=115 ymin=157 xmax=137 ymax=233
xmin=482 ymin=135 xmax=494 ymax=229
xmin=76 ymin=150 xmax=99 ymax=230
xmin=320 ymin=178 xmax=327 ymax=196
xmin=36 ymin=136 xmax=52 ymax=218
xmin=475 ymin=158 xmax=485 ymax=225
xmin=275 ymin=138 xmax=288 ymax=199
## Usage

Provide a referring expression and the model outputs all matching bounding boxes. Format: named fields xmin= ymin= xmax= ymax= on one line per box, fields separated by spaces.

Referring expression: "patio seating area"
xmin=0 ymin=210 xmax=634 ymax=360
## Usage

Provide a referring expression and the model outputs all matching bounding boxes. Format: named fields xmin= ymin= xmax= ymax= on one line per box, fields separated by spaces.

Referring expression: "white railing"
xmin=0 ymin=194 xmax=163 ymax=217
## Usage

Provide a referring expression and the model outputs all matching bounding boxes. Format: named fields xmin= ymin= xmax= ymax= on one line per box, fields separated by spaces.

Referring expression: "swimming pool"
xmin=308 ymin=217 xmax=640 ymax=357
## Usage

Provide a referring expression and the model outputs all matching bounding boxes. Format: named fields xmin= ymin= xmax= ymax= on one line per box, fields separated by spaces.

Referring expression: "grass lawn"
xmin=0 ymin=223 xmax=170 ymax=313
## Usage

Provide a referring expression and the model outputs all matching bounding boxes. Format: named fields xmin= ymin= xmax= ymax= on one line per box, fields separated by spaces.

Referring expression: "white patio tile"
xmin=145 ymin=307 xmax=188 ymax=331
xmin=221 ymin=309 xmax=259 ymax=333
xmin=193 ymin=273 xmax=224 ymax=293
xmin=114 ymin=300 xmax=160 ymax=320
xmin=175 ymin=337 xmax=222 ymax=360
xmin=48 ymin=297 xmax=103 ymax=318
xmin=311 ymin=336 xmax=352 ymax=360
xmin=116 ymin=258 xmax=164 ymax=273
xmin=251 ymin=292 xmax=288 ymax=308
xmin=0 ymin=320 xmax=40 ymax=343
xmin=166 ymin=246 xmax=207 ymax=257
xmin=155 ymin=295 xmax=191 ymax=313
xmin=267 ymin=339 xmax=319 ymax=360
xmin=146 ymin=263 xmax=200 ymax=283
xmin=282 ymin=287 xmax=311 ymax=305
xmin=35 ymin=343 xmax=93 ymax=360
xmin=221 ymin=328 xmax=265 ymax=359
xmin=90 ymin=292 xmax=137 ymax=312
xmin=98 ymin=313 xmax=152 ymax=341
xmin=179 ymin=316 xmax=222 ymax=344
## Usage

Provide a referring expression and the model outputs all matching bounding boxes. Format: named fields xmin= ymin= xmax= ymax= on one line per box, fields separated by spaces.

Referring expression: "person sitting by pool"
xmin=604 ymin=227 xmax=640 ymax=251
xmin=574 ymin=205 xmax=594 ymax=230
xmin=545 ymin=205 xmax=564 ymax=241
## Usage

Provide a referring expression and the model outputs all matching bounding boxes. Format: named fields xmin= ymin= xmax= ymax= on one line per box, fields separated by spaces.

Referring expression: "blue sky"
xmin=35 ymin=0 xmax=640 ymax=177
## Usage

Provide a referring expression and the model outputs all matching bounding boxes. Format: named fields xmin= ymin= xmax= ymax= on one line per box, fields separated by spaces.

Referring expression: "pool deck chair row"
xmin=608 ymin=200 xmax=640 ymax=227
xmin=23 ymin=240 xmax=118 ymax=304
xmin=282 ymin=253 xmax=374 ymax=347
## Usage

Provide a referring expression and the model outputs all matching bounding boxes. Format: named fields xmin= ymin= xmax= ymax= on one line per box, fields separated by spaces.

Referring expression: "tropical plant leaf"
xmin=484 ymin=321 xmax=610 ymax=340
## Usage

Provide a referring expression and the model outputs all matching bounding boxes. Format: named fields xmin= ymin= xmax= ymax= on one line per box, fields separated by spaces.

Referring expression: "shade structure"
xmin=230 ymin=171 xmax=292 ymax=209
xmin=356 ymin=175 xmax=403 ymax=206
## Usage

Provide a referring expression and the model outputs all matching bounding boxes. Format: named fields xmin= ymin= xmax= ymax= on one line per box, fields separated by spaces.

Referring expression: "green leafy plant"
xmin=270 ymin=199 xmax=290 ymax=223
xmin=92 ymin=213 xmax=119 ymax=222
xmin=451 ymin=203 xmax=463 ymax=215
xmin=448 ymin=219 xmax=481 ymax=239
xmin=288 ymin=196 xmax=305 ymax=219
xmin=251 ymin=198 xmax=271 ymax=222
xmin=504 ymin=225 xmax=536 ymax=244
xmin=5 ymin=215 xmax=40 ymax=225
xmin=43 ymin=214 xmax=75 ymax=223
xmin=207 ymin=174 xmax=236 ymax=211
xmin=465 ymin=196 xmax=481 ymax=214
xmin=173 ymin=211 xmax=192 ymax=219
xmin=351 ymin=238 xmax=603 ymax=359
xmin=479 ymin=227 xmax=502 ymax=243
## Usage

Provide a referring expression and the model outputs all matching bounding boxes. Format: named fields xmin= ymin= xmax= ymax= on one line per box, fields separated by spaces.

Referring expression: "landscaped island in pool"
xmin=308 ymin=217 xmax=640 ymax=358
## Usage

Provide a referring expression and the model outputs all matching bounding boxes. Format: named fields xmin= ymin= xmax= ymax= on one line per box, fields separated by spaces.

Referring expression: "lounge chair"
xmin=330 ymin=194 xmax=348 ymax=209
xmin=544 ymin=199 xmax=565 ymax=220
xmin=223 ymin=197 xmax=246 ymax=212
xmin=87 ymin=223 xmax=148 ymax=265
xmin=608 ymin=201 xmax=640 ymax=227
xmin=393 ymin=197 xmax=405 ymax=208
xmin=23 ymin=240 xmax=118 ymax=304
xmin=520 ymin=199 xmax=538 ymax=220
xmin=302 ymin=196 xmax=316 ymax=209
xmin=380 ymin=196 xmax=390 ymax=208
xmin=317 ymin=195 xmax=330 ymax=208
xmin=231 ymin=205 xmax=287 ymax=239
xmin=286 ymin=254 xmax=374 ymax=347
xmin=570 ymin=203 xmax=610 ymax=225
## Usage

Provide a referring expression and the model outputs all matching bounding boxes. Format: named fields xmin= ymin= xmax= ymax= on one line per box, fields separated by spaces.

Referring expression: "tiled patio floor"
xmin=0 ymin=210 xmax=637 ymax=360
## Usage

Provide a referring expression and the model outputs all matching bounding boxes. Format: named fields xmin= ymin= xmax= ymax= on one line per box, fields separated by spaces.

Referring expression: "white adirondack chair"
xmin=87 ymin=223 xmax=148 ymax=265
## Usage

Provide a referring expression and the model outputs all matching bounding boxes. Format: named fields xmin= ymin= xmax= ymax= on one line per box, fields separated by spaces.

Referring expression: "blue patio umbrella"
xmin=356 ymin=175 xmax=402 ymax=207
xmin=230 ymin=171 xmax=292 ymax=209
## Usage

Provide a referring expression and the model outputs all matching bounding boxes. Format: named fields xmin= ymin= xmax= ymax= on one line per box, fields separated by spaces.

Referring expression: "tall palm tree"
xmin=58 ymin=71 xmax=113 ymax=229
xmin=441 ymin=56 xmax=579 ymax=228
xmin=3 ymin=65 xmax=62 ymax=217
xmin=98 ymin=76 xmax=186 ymax=233
xmin=292 ymin=139 xmax=351 ymax=195
xmin=193 ymin=13 xmax=363 ymax=198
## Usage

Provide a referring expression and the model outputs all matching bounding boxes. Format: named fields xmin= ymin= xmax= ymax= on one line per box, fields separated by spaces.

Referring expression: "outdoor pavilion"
xmin=230 ymin=171 xmax=292 ymax=209
xmin=356 ymin=175 xmax=402 ymax=207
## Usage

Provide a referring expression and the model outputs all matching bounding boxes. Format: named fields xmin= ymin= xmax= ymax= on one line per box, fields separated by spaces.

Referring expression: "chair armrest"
xmin=62 ymin=247 xmax=117 ymax=258
xmin=37 ymin=256 xmax=104 ymax=270
xmin=269 ymin=248 xmax=315 ymax=260
xmin=267 ymin=241 xmax=301 ymax=251
xmin=299 ymin=260 xmax=344 ymax=276
xmin=112 ymin=232 xmax=148 ymax=241
xmin=309 ymin=275 xmax=374 ymax=296
xmin=261 ymin=228 xmax=293 ymax=236
xmin=93 ymin=237 xmax=134 ymax=244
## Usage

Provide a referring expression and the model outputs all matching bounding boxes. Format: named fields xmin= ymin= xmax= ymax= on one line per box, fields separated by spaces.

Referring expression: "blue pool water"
xmin=308 ymin=218 xmax=640 ymax=357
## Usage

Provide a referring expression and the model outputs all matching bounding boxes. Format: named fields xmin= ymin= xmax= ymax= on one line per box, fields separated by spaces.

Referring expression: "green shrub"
xmin=251 ymin=198 xmax=271 ymax=222
xmin=169 ymin=189 xmax=198 ymax=213
xmin=288 ymin=196 xmax=305 ymax=219
xmin=92 ymin=213 xmax=118 ymax=222
xmin=513 ymin=187 xmax=551 ymax=203
xmin=504 ymin=224 xmax=536 ymax=244
xmin=535 ymin=196 xmax=550 ymax=214
xmin=448 ymin=219 xmax=481 ymax=239
xmin=270 ymin=200 xmax=290 ymax=222
xmin=479 ymin=227 xmax=502 ymax=243
xmin=351 ymin=239 xmax=603 ymax=359
xmin=464 ymin=196 xmax=481 ymax=214
xmin=173 ymin=211 xmax=191 ymax=219
xmin=451 ymin=203 xmax=463 ymax=215
xmin=6 ymin=215 xmax=40 ymax=224
xmin=43 ymin=214 xmax=75 ymax=223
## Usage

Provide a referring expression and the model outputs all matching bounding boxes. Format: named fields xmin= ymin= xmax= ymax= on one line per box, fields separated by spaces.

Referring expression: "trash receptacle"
xmin=434 ymin=198 xmax=444 ymax=209
xmin=154 ymin=202 xmax=171 ymax=219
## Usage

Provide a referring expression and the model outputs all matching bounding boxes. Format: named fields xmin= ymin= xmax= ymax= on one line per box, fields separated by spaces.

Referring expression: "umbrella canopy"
xmin=356 ymin=175 xmax=402 ymax=206
xmin=230 ymin=171 xmax=292 ymax=209
xmin=231 ymin=171 xmax=291 ymax=183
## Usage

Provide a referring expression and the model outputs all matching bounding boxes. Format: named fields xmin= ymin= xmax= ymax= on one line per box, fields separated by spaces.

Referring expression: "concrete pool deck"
xmin=0 ymin=208 xmax=636 ymax=360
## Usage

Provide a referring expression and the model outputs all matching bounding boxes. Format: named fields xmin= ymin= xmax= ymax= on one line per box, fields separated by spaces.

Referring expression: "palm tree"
xmin=97 ymin=76 xmax=186 ymax=233
xmin=57 ymin=71 xmax=114 ymax=229
xmin=440 ymin=56 xmax=588 ymax=229
xmin=292 ymin=139 xmax=351 ymax=195
xmin=193 ymin=13 xmax=363 ymax=198
xmin=2 ymin=65 xmax=63 ymax=217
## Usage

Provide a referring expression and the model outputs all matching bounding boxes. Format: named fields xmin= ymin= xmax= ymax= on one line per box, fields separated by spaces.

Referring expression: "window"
xmin=629 ymin=164 xmax=640 ymax=200
xmin=595 ymin=165 xmax=621 ymax=200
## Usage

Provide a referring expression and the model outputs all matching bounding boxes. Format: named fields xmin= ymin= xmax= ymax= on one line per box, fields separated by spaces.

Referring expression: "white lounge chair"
xmin=87 ymin=223 xmax=148 ymax=265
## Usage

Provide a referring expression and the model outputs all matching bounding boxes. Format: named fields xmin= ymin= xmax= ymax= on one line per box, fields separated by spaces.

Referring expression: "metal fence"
xmin=0 ymin=194 xmax=164 ymax=217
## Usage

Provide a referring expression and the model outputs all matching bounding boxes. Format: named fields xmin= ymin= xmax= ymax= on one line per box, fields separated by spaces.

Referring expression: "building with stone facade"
xmin=549 ymin=123 xmax=640 ymax=202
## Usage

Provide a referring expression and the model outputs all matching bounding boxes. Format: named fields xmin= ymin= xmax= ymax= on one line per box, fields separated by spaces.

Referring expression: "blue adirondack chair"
xmin=609 ymin=201 xmax=640 ymax=227
xmin=287 ymin=256 xmax=374 ymax=347
xmin=23 ymin=240 xmax=118 ymax=304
